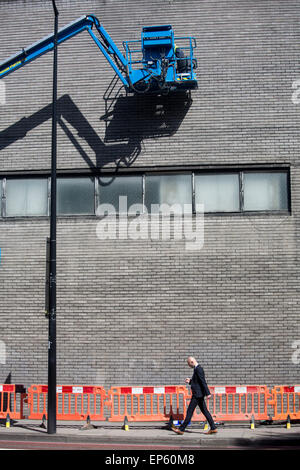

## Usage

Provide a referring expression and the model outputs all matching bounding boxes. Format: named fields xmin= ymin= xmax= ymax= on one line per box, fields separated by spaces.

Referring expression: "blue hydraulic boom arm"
xmin=0 ymin=15 xmax=129 ymax=87
xmin=0 ymin=15 xmax=198 ymax=94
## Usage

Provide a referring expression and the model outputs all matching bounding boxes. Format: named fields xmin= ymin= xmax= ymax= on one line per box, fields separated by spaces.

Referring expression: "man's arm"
xmin=196 ymin=366 xmax=211 ymax=396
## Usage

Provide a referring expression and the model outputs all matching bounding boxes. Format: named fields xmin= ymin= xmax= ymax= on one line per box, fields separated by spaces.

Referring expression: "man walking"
xmin=172 ymin=356 xmax=217 ymax=435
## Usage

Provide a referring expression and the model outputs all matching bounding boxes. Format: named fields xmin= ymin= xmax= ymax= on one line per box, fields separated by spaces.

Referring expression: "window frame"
xmin=242 ymin=169 xmax=290 ymax=214
xmin=193 ymin=168 xmax=290 ymax=215
xmin=0 ymin=168 xmax=291 ymax=218
xmin=2 ymin=176 xmax=50 ymax=218
xmin=56 ymin=175 xmax=96 ymax=216
xmin=194 ymin=170 xmax=241 ymax=214
xmin=144 ymin=171 xmax=193 ymax=215
xmin=97 ymin=173 xmax=145 ymax=216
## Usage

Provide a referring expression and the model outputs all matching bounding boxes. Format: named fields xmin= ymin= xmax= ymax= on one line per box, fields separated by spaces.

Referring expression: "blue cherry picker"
xmin=0 ymin=15 xmax=197 ymax=94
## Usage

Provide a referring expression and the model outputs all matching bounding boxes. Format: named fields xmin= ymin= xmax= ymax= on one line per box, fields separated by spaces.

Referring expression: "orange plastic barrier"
xmin=7 ymin=383 xmax=300 ymax=424
xmin=27 ymin=385 xmax=107 ymax=421
xmin=185 ymin=385 xmax=271 ymax=422
xmin=0 ymin=384 xmax=26 ymax=420
xmin=270 ymin=385 xmax=300 ymax=421
xmin=106 ymin=385 xmax=187 ymax=422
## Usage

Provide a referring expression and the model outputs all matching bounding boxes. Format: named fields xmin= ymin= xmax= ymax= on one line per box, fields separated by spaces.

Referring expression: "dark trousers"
xmin=180 ymin=395 xmax=216 ymax=431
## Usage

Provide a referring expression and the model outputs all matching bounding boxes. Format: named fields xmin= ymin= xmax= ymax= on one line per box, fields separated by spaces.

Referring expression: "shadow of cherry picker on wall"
xmin=0 ymin=91 xmax=191 ymax=170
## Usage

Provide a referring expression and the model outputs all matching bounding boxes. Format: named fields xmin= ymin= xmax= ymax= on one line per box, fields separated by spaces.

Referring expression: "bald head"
xmin=187 ymin=356 xmax=198 ymax=368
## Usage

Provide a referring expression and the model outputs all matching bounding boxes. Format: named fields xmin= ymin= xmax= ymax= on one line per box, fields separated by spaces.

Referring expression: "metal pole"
xmin=47 ymin=0 xmax=59 ymax=435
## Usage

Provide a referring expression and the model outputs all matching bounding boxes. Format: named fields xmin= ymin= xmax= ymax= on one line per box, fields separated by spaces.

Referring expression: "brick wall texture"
xmin=0 ymin=0 xmax=299 ymax=389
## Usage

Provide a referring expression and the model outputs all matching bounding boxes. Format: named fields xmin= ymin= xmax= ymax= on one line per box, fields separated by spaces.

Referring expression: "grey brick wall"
xmin=0 ymin=0 xmax=299 ymax=390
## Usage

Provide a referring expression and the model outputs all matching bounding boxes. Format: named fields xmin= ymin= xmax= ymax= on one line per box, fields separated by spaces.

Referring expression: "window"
xmin=195 ymin=173 xmax=240 ymax=212
xmin=57 ymin=177 xmax=95 ymax=215
xmin=243 ymin=172 xmax=288 ymax=211
xmin=98 ymin=175 xmax=143 ymax=214
xmin=5 ymin=178 xmax=48 ymax=217
xmin=145 ymin=174 xmax=192 ymax=213
xmin=0 ymin=169 xmax=290 ymax=218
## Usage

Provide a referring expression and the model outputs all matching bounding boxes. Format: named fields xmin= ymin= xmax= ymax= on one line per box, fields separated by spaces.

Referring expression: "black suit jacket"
xmin=190 ymin=365 xmax=211 ymax=398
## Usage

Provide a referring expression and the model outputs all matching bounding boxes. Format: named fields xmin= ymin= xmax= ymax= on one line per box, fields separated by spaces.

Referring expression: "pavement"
xmin=0 ymin=419 xmax=300 ymax=450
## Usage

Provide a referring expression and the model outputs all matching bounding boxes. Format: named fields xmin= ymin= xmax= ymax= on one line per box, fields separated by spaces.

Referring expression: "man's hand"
xmin=206 ymin=394 xmax=211 ymax=399
xmin=185 ymin=378 xmax=191 ymax=384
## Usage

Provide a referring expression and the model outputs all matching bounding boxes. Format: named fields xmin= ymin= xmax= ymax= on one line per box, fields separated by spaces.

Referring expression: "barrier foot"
xmin=286 ymin=415 xmax=291 ymax=429
xmin=122 ymin=416 xmax=129 ymax=431
xmin=259 ymin=418 xmax=273 ymax=426
xmin=203 ymin=421 xmax=208 ymax=431
xmin=80 ymin=415 xmax=96 ymax=430
xmin=5 ymin=413 xmax=10 ymax=429
xmin=250 ymin=415 xmax=255 ymax=430
xmin=164 ymin=414 xmax=175 ymax=430
xmin=39 ymin=414 xmax=47 ymax=429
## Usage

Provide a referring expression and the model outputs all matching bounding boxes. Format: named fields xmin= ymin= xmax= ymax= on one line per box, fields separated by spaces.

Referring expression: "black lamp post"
xmin=47 ymin=0 xmax=59 ymax=435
